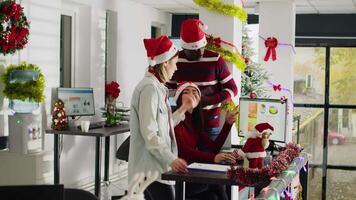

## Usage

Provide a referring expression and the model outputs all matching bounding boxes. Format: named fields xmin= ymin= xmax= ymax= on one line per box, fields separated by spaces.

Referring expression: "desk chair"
xmin=0 ymin=184 xmax=64 ymax=200
xmin=112 ymin=136 xmax=130 ymax=200
xmin=64 ymin=188 xmax=99 ymax=200
xmin=116 ymin=136 xmax=130 ymax=162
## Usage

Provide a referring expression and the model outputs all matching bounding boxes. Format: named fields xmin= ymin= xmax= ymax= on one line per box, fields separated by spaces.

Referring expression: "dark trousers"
xmin=144 ymin=181 xmax=175 ymax=200
xmin=185 ymin=183 xmax=229 ymax=200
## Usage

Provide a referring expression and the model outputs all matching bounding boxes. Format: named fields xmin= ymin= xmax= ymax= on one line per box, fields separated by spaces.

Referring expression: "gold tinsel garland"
xmin=193 ymin=0 xmax=247 ymax=22
xmin=221 ymin=100 xmax=239 ymax=130
xmin=205 ymin=36 xmax=247 ymax=72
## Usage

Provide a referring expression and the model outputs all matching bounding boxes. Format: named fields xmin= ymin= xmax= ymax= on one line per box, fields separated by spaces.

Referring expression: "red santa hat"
xmin=180 ymin=18 xmax=208 ymax=50
xmin=174 ymin=81 xmax=201 ymax=103
xmin=255 ymin=122 xmax=274 ymax=134
xmin=143 ymin=35 xmax=178 ymax=66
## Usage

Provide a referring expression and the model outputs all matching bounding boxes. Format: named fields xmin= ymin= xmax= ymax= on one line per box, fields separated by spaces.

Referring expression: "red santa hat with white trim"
xmin=174 ymin=81 xmax=201 ymax=103
xmin=180 ymin=18 xmax=208 ymax=50
xmin=255 ymin=122 xmax=274 ymax=135
xmin=143 ymin=35 xmax=178 ymax=66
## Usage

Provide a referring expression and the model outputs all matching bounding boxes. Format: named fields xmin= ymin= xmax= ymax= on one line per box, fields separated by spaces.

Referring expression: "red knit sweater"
xmin=174 ymin=113 xmax=232 ymax=163
xmin=167 ymin=50 xmax=238 ymax=133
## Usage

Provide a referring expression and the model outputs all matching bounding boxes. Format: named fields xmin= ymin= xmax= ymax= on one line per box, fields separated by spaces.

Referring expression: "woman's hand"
xmin=214 ymin=153 xmax=236 ymax=164
xmin=178 ymin=93 xmax=200 ymax=113
xmin=171 ymin=158 xmax=188 ymax=173
xmin=225 ymin=109 xmax=237 ymax=125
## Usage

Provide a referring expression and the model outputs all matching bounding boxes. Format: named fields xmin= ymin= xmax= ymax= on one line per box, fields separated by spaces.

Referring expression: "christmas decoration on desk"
xmin=236 ymin=122 xmax=274 ymax=169
xmin=206 ymin=34 xmax=246 ymax=71
xmin=0 ymin=0 xmax=30 ymax=55
xmin=104 ymin=81 xmax=121 ymax=127
xmin=193 ymin=0 xmax=248 ymax=22
xmin=51 ymin=99 xmax=68 ymax=130
xmin=228 ymin=143 xmax=301 ymax=187
xmin=241 ymin=26 xmax=268 ymax=98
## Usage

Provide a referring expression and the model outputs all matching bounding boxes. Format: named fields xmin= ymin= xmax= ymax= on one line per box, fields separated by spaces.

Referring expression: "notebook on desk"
xmin=188 ymin=162 xmax=230 ymax=173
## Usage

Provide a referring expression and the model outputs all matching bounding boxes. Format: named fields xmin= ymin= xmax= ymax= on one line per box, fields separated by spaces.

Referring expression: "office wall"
xmin=0 ymin=0 xmax=171 ymax=187
xmin=111 ymin=0 xmax=172 ymax=106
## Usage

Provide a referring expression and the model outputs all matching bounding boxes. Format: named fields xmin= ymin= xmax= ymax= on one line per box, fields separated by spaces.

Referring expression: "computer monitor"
xmin=57 ymin=87 xmax=95 ymax=117
xmin=238 ymin=98 xmax=287 ymax=143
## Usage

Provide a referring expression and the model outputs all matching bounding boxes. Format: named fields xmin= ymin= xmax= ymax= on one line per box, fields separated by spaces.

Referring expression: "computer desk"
xmin=162 ymin=169 xmax=241 ymax=200
xmin=45 ymin=123 xmax=130 ymax=199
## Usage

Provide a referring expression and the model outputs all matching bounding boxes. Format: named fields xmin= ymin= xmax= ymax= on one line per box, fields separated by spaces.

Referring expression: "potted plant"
xmin=104 ymin=81 xmax=121 ymax=126
xmin=1 ymin=62 xmax=45 ymax=113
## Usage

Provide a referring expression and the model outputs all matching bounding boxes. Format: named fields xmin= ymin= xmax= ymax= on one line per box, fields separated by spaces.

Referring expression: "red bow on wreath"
xmin=264 ymin=37 xmax=278 ymax=61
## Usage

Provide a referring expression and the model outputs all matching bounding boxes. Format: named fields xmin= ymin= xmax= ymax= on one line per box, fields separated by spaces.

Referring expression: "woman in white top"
xmin=129 ymin=35 xmax=193 ymax=200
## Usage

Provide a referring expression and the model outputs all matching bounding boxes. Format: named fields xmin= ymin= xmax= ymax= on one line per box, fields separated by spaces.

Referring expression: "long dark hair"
xmin=176 ymin=93 xmax=204 ymax=133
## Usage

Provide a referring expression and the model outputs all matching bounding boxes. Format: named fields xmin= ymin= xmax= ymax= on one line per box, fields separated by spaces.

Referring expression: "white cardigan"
xmin=128 ymin=71 xmax=184 ymax=185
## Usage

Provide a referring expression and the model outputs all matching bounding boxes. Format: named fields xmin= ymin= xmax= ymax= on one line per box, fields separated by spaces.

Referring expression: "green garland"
xmin=1 ymin=62 xmax=45 ymax=102
xmin=206 ymin=41 xmax=246 ymax=72
xmin=193 ymin=0 xmax=247 ymax=22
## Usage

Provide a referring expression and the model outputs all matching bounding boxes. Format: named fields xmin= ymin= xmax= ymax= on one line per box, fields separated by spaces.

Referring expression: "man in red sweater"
xmin=167 ymin=18 xmax=238 ymax=140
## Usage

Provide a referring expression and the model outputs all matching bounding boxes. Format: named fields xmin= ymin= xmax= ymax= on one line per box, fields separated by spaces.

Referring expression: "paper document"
xmin=188 ymin=162 xmax=230 ymax=173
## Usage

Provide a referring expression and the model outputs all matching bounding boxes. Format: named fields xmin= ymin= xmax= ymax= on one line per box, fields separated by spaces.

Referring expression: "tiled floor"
xmin=85 ymin=162 xmax=128 ymax=200
xmin=86 ymin=174 xmax=128 ymax=200
xmin=100 ymin=177 xmax=128 ymax=200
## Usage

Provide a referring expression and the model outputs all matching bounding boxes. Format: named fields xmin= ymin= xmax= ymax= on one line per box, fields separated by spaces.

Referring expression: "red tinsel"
xmin=105 ymin=81 xmax=120 ymax=99
xmin=227 ymin=143 xmax=301 ymax=187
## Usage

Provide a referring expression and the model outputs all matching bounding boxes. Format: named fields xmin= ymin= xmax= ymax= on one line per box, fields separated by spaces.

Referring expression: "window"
xmin=294 ymin=46 xmax=356 ymax=200
xmin=60 ymin=15 xmax=72 ymax=87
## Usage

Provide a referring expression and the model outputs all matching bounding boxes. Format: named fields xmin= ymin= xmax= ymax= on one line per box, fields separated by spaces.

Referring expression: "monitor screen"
xmin=57 ymin=88 xmax=95 ymax=116
xmin=238 ymin=98 xmax=287 ymax=143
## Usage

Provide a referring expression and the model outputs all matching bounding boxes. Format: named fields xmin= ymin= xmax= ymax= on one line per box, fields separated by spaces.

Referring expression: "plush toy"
xmin=237 ymin=122 xmax=274 ymax=169
xmin=120 ymin=171 xmax=159 ymax=200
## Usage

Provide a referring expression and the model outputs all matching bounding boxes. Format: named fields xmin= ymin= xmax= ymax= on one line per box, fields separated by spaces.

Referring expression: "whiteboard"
xmin=238 ymin=98 xmax=287 ymax=143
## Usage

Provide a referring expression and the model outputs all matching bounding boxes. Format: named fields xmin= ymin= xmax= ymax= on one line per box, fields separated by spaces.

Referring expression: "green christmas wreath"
xmin=1 ymin=62 xmax=45 ymax=102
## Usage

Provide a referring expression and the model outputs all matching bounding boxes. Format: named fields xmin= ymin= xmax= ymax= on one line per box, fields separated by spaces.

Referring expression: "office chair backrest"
xmin=64 ymin=188 xmax=99 ymax=200
xmin=116 ymin=136 xmax=130 ymax=161
xmin=0 ymin=184 xmax=64 ymax=200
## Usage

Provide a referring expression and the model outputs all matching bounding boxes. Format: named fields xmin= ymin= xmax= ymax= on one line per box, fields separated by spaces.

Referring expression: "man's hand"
xmin=225 ymin=107 xmax=238 ymax=125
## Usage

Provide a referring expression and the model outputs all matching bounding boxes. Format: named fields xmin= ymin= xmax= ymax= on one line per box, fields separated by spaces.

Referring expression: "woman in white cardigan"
xmin=129 ymin=35 xmax=193 ymax=200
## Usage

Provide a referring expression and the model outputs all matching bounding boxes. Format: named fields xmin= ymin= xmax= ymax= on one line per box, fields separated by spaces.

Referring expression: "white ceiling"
xmin=129 ymin=0 xmax=356 ymax=14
